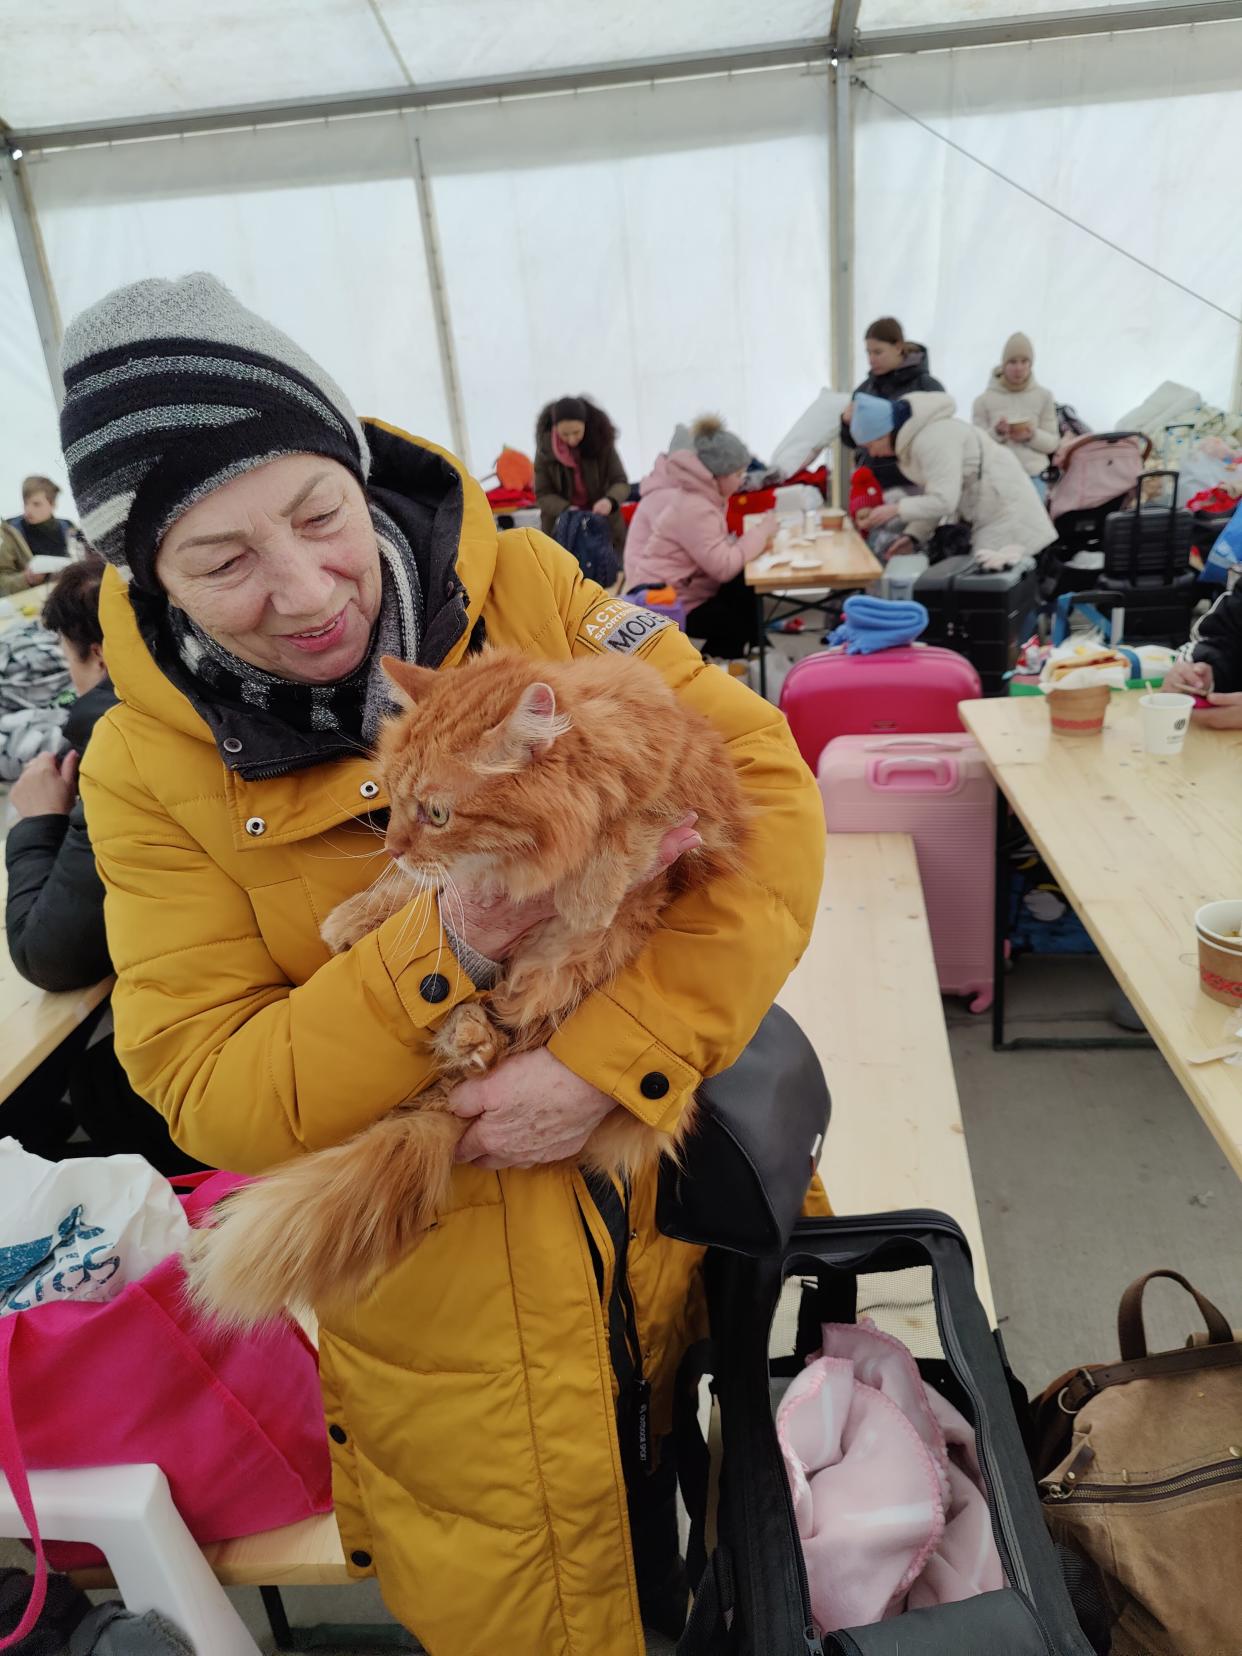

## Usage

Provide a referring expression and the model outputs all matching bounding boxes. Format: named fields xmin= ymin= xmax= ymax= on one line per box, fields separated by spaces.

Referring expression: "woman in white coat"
xmin=971 ymin=332 xmax=1059 ymax=498
xmin=849 ymin=392 xmax=1057 ymax=559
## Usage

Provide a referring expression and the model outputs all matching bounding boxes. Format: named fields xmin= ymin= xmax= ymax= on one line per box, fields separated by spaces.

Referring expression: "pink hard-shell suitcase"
xmin=779 ymin=646 xmax=982 ymax=772
xmin=818 ymin=734 xmax=995 ymax=1012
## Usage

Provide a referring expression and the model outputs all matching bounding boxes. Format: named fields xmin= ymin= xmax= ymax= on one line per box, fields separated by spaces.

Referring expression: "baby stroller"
xmin=1045 ymin=431 xmax=1152 ymax=571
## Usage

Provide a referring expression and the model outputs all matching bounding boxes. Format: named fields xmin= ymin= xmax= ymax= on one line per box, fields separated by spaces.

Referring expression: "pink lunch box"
xmin=818 ymin=734 xmax=995 ymax=1013
xmin=779 ymin=646 xmax=982 ymax=773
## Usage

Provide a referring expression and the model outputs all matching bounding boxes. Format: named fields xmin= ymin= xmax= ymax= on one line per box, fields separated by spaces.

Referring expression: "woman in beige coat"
xmin=971 ymin=332 xmax=1059 ymax=496
xmin=850 ymin=391 xmax=1058 ymax=559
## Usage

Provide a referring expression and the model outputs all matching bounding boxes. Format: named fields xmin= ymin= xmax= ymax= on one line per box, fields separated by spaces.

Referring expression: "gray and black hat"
xmin=59 ymin=273 xmax=371 ymax=593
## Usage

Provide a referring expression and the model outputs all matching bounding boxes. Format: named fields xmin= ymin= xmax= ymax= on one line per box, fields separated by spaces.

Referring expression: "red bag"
xmin=0 ymin=1172 xmax=332 ymax=1647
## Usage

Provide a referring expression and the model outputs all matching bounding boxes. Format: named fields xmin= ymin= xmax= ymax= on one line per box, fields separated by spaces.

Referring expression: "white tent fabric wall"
xmin=24 ymin=115 xmax=453 ymax=474
xmin=0 ymin=203 xmax=67 ymax=505
xmin=419 ymin=67 xmax=831 ymax=478
xmin=854 ymin=22 xmax=1242 ymax=433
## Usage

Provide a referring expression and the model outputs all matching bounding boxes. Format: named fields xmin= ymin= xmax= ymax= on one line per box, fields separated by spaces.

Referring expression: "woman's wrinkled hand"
xmin=10 ymin=750 xmax=78 ymax=819
xmin=449 ymin=1048 xmax=614 ymax=1168
xmin=865 ymin=502 xmax=900 ymax=530
xmin=450 ymin=812 xmax=703 ymax=960
xmin=592 ymin=498 xmax=614 ymax=516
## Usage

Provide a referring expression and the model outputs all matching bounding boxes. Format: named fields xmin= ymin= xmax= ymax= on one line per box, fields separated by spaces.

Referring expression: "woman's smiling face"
xmin=155 ymin=455 xmax=381 ymax=684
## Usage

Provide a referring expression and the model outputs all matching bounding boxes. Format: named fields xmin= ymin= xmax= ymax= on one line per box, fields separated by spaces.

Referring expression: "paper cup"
xmin=1046 ymin=685 xmax=1110 ymax=736
xmin=821 ymin=507 xmax=846 ymax=530
xmin=1195 ymin=901 xmax=1242 ymax=1005
xmin=1140 ymin=692 xmax=1193 ymax=756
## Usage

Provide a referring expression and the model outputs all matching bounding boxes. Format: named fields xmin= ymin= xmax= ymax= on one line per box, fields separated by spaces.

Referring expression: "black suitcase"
xmin=914 ymin=555 xmax=1040 ymax=696
xmin=1097 ymin=468 xmax=1197 ymax=643
xmin=676 ymin=1211 xmax=1100 ymax=1656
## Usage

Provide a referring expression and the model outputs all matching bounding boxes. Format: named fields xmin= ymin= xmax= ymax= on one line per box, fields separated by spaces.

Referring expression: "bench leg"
xmin=0 ymin=1463 xmax=262 ymax=1656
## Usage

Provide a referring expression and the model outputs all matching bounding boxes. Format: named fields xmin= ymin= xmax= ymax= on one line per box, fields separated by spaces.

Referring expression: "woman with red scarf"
xmin=534 ymin=395 xmax=630 ymax=554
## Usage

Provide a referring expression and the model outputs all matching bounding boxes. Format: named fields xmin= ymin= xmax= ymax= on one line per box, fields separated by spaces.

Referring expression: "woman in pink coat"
xmin=626 ymin=415 xmax=772 ymax=659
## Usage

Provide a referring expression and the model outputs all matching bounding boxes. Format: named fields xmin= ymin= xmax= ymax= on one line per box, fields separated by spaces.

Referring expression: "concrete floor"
xmin=950 ymin=951 xmax=1242 ymax=1388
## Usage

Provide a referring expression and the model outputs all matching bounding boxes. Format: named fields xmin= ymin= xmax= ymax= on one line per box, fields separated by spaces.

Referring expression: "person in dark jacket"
xmin=4 ymin=557 xmax=203 ymax=1171
xmin=1167 ymin=590 xmax=1242 ymax=727
xmin=840 ymin=317 xmax=945 ymax=489
xmin=534 ymin=396 xmax=630 ymax=552
xmin=6 ymin=475 xmax=82 ymax=563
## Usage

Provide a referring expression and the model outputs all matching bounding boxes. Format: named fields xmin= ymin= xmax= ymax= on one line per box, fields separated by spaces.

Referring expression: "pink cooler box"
xmin=819 ymin=735 xmax=995 ymax=1013
xmin=779 ymin=646 xmax=981 ymax=772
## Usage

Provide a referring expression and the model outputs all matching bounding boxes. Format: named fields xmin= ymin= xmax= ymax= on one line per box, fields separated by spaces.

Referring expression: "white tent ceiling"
xmin=2 ymin=1 xmax=1241 ymax=506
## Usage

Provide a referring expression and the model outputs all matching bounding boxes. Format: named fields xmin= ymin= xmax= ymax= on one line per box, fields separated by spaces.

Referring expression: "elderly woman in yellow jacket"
xmin=65 ymin=275 xmax=825 ymax=1655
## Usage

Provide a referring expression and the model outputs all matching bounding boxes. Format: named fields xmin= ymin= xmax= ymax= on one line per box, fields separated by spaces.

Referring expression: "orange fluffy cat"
xmin=187 ymin=646 xmax=750 ymax=1327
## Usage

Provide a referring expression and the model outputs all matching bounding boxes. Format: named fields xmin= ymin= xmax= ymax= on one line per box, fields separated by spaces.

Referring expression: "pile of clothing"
xmin=0 ymin=620 xmax=70 ymax=781
xmin=1116 ymin=381 xmax=1242 ymax=477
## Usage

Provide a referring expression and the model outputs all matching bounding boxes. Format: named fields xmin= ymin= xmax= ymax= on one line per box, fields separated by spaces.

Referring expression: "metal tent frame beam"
xmin=860 ymin=1 xmax=1242 ymax=58
xmin=0 ymin=149 xmax=63 ymax=404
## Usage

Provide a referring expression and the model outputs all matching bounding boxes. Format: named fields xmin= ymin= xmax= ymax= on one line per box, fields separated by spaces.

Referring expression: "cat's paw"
xmin=436 ymin=1003 xmax=506 ymax=1074
xmin=321 ymin=895 xmax=373 ymax=955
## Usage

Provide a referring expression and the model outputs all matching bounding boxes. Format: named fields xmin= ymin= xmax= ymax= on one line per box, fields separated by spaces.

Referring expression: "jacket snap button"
xmin=350 ymin=1550 xmax=372 ymax=1568
xmin=244 ymin=816 xmax=266 ymax=837
xmin=222 ymin=737 xmax=243 ymax=754
xmin=359 ymin=780 xmax=379 ymax=799
xmin=640 ymin=1071 xmax=670 ymax=1101
xmin=328 ymin=1424 xmax=347 ymax=1444
xmin=420 ymin=973 xmax=451 ymax=1004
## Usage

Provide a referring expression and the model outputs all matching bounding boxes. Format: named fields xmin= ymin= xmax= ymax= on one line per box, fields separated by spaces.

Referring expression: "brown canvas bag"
xmin=1033 ymin=1271 xmax=1242 ymax=1656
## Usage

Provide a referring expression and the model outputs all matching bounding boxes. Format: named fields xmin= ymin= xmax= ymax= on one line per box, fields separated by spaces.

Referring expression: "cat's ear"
xmin=481 ymin=682 xmax=571 ymax=771
xmin=381 ymin=656 xmax=438 ymax=709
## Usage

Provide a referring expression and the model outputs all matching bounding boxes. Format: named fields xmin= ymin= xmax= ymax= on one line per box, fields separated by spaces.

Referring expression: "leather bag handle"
xmin=1118 ymin=1269 xmax=1233 ymax=1360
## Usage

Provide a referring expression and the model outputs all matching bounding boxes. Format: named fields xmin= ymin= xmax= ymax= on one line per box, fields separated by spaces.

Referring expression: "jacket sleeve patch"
xmin=578 ymin=599 xmax=673 ymax=657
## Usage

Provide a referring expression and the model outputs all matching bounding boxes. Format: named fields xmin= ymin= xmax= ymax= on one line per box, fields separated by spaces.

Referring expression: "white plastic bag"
xmin=0 ymin=1139 xmax=190 ymax=1314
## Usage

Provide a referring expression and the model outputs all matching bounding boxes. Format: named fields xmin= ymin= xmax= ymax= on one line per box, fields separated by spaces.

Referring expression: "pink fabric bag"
xmin=776 ymin=1319 xmax=1003 ymax=1636
xmin=0 ymin=1172 xmax=332 ymax=1649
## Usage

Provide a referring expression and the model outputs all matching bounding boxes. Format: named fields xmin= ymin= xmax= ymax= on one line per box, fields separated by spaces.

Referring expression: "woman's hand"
xmin=995 ymin=418 xmax=1010 ymax=441
xmin=854 ymin=507 xmax=874 ymax=530
xmin=865 ymin=502 xmax=901 ymax=530
xmin=10 ymin=750 xmax=78 ymax=819
xmin=450 ymin=813 xmax=703 ymax=960
xmin=23 ymin=567 xmax=48 ymax=587
xmin=592 ymin=498 xmax=614 ymax=516
xmin=1164 ymin=659 xmax=1213 ymax=698
xmin=1194 ymin=692 xmax=1242 ymax=729
xmin=449 ymin=1048 xmax=614 ymax=1168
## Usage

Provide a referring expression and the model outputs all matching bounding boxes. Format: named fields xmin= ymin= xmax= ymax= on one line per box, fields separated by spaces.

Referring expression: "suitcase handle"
xmin=868 ymin=755 xmax=959 ymax=792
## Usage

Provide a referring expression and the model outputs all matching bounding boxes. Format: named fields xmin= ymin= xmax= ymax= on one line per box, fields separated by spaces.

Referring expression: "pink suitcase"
xmin=818 ymin=734 xmax=995 ymax=1012
xmin=779 ymin=646 xmax=982 ymax=772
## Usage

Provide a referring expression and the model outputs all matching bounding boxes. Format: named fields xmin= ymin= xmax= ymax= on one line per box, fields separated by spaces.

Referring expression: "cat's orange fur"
xmin=185 ymin=646 xmax=750 ymax=1327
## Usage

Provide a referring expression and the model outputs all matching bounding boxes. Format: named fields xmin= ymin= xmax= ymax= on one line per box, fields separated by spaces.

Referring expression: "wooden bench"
xmin=778 ymin=831 xmax=995 ymax=1320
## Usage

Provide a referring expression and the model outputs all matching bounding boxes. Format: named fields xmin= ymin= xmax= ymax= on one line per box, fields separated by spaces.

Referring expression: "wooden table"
xmin=745 ymin=525 xmax=882 ymax=695
xmin=0 ymin=864 xmax=113 ymax=1102
xmin=961 ymin=693 xmax=1242 ymax=1181
xmin=778 ymin=833 xmax=995 ymax=1320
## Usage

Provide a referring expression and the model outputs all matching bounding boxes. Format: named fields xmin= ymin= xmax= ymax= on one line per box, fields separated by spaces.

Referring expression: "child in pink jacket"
xmin=626 ymin=416 xmax=772 ymax=659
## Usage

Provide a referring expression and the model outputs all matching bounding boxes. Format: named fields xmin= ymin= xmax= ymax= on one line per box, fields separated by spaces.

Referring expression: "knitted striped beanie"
xmin=59 ymin=274 xmax=371 ymax=593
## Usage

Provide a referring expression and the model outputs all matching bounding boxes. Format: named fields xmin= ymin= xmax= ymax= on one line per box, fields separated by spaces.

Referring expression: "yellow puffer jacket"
xmin=81 ymin=423 xmax=826 ymax=1656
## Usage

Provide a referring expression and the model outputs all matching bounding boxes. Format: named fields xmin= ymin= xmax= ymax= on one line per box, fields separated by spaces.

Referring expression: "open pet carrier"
xmin=676 ymin=1212 xmax=1100 ymax=1655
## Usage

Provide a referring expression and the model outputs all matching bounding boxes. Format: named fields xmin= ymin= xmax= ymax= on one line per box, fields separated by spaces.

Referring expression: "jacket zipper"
xmin=1045 ymin=1457 xmax=1242 ymax=1505
xmin=788 ymin=1213 xmax=1055 ymax=1655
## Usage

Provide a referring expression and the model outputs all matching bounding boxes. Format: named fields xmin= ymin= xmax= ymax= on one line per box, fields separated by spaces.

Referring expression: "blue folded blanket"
xmin=828 ymin=595 xmax=929 ymax=656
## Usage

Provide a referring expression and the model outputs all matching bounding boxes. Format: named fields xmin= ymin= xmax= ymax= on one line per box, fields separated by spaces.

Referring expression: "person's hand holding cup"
xmin=1164 ymin=658 xmax=1213 ymax=699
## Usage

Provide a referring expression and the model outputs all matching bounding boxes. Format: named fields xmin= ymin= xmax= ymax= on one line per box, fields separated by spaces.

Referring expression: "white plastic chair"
xmin=0 ymin=1462 xmax=262 ymax=1655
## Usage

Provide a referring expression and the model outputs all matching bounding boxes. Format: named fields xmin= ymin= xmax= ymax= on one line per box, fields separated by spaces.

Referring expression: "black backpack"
xmin=675 ymin=1211 xmax=1103 ymax=1655
xmin=552 ymin=507 xmax=620 ymax=588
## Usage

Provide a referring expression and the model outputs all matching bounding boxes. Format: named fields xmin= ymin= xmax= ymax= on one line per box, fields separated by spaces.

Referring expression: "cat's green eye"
xmin=426 ymin=801 xmax=451 ymax=827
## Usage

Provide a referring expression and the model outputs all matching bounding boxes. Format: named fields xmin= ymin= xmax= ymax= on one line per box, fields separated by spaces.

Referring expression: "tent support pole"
xmin=0 ymin=149 xmax=64 ymax=406
xmin=403 ymin=120 xmax=470 ymax=468
xmin=828 ymin=57 xmax=855 ymax=507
